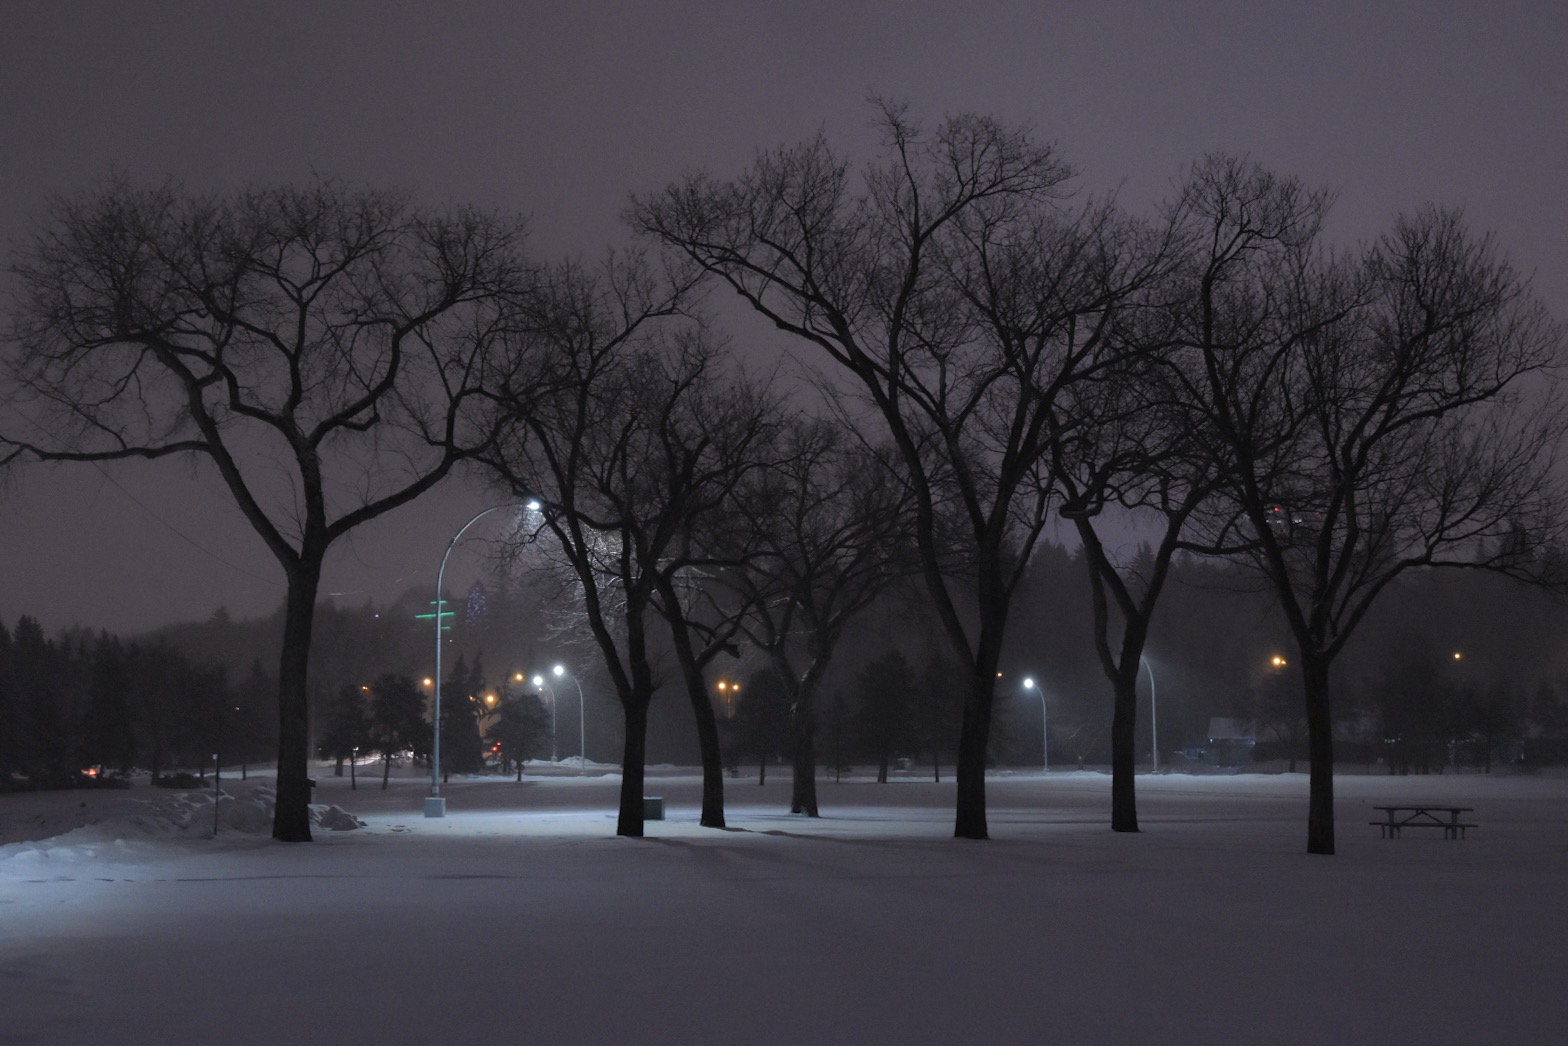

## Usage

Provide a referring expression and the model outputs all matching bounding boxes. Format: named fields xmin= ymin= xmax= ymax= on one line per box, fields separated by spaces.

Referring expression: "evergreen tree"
xmin=0 ymin=620 xmax=17 ymax=784
xmin=319 ymin=684 xmax=372 ymax=779
xmin=1530 ymin=681 xmax=1562 ymax=740
xmin=12 ymin=616 xmax=74 ymax=784
xmin=487 ymin=689 xmax=551 ymax=780
xmin=230 ymin=658 xmax=278 ymax=775
xmin=852 ymin=650 xmax=919 ymax=783
xmin=367 ymin=674 xmax=430 ymax=789
xmin=915 ymin=651 xmax=965 ymax=781
xmin=438 ymin=655 xmax=487 ymax=779
xmin=80 ymin=633 xmax=135 ymax=774
xmin=730 ymin=668 xmax=791 ymax=784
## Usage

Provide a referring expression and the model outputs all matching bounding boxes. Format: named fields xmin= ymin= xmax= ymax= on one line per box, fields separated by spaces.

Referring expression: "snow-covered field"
xmin=3 ymin=765 xmax=1565 ymax=1045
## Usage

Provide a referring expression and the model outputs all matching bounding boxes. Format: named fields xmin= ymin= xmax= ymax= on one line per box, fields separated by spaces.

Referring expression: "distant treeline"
xmin=6 ymin=541 xmax=1568 ymax=792
xmin=0 ymin=615 xmax=277 ymax=790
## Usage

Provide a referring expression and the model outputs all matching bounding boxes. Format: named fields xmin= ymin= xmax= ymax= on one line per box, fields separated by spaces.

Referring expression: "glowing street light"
xmin=554 ymin=663 xmax=587 ymax=773
xmin=428 ymin=502 xmax=532 ymax=817
xmin=532 ymin=674 xmax=558 ymax=763
xmin=714 ymin=679 xmax=742 ymax=718
xmin=1022 ymin=676 xmax=1047 ymax=772
xmin=1270 ymin=654 xmax=1288 ymax=669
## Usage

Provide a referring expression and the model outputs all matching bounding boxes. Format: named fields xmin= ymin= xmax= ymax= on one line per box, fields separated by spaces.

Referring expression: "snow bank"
xmin=0 ymin=782 xmax=364 ymax=866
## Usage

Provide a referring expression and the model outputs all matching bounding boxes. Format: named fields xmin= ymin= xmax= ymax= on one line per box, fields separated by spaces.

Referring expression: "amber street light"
xmin=1270 ymin=654 xmax=1288 ymax=668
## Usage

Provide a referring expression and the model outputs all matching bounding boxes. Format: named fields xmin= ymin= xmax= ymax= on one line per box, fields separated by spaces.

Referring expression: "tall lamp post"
xmin=1141 ymin=655 xmax=1158 ymax=773
xmin=1023 ymin=677 xmax=1047 ymax=772
xmin=532 ymin=674 xmax=559 ymax=764
xmin=553 ymin=663 xmax=587 ymax=773
xmin=427 ymin=501 xmax=535 ymax=817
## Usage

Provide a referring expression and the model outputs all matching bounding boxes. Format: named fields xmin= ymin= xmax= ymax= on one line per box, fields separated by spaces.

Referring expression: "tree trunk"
xmin=655 ymin=577 xmax=726 ymax=829
xmin=1110 ymin=661 xmax=1140 ymax=833
xmin=953 ymin=653 xmax=999 ymax=841
xmin=1302 ymin=653 xmax=1336 ymax=855
xmin=617 ymin=698 xmax=649 ymax=838
xmin=953 ymin=703 xmax=989 ymax=838
xmin=758 ymin=757 xmax=766 ymax=785
xmin=790 ymin=692 xmax=819 ymax=816
xmin=685 ymin=682 xmax=726 ymax=829
xmin=929 ymin=682 xmax=941 ymax=782
xmin=1080 ymin=535 xmax=1151 ymax=837
xmin=382 ymin=753 xmax=391 ymax=790
xmin=272 ymin=564 xmax=321 ymax=843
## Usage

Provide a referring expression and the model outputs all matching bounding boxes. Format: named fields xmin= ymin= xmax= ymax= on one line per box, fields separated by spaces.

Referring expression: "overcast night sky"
xmin=2 ymin=1 xmax=1565 ymax=637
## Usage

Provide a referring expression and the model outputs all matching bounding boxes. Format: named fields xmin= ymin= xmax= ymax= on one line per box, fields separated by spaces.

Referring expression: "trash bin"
xmin=643 ymin=796 xmax=665 ymax=820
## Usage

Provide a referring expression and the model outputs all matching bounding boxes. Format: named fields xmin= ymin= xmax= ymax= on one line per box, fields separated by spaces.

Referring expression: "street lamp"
xmin=1140 ymin=655 xmax=1158 ymax=773
xmin=428 ymin=501 xmax=535 ymax=817
xmin=553 ymin=663 xmax=587 ymax=773
xmin=532 ymin=674 xmax=558 ymax=764
xmin=1022 ymin=676 xmax=1047 ymax=772
xmin=715 ymin=679 xmax=742 ymax=717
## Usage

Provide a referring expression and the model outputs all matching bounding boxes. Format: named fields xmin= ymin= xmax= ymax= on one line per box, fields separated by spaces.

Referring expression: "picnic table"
xmin=1370 ymin=805 xmax=1476 ymax=840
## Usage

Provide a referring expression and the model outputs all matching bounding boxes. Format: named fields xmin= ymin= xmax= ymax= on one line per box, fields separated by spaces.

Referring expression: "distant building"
xmin=1203 ymin=717 xmax=1257 ymax=766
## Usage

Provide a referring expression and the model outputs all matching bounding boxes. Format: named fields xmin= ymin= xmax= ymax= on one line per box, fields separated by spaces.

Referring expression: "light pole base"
xmin=424 ymin=796 xmax=447 ymax=818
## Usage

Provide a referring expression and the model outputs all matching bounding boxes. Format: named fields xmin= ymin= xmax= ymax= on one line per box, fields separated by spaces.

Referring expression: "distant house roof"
xmin=1207 ymin=717 xmax=1256 ymax=742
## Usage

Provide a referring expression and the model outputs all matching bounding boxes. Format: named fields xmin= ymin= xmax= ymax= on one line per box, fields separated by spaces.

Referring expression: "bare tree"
xmin=635 ymin=103 xmax=1168 ymax=838
xmin=477 ymin=255 xmax=777 ymax=835
xmin=651 ymin=398 xmax=782 ymax=827
xmin=1051 ymin=337 xmax=1222 ymax=831
xmin=1171 ymin=156 xmax=1568 ymax=854
xmin=715 ymin=417 xmax=915 ymax=815
xmin=3 ymin=178 xmax=530 ymax=840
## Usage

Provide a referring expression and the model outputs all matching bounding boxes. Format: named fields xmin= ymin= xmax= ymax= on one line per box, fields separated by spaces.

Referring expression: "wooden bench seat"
xmin=1370 ymin=805 xmax=1475 ymax=840
xmin=1369 ymin=819 xmax=1477 ymax=839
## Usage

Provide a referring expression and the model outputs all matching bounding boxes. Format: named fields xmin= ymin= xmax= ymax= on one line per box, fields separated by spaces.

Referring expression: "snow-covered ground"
xmin=3 ymin=765 xmax=1565 ymax=1044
